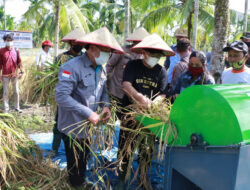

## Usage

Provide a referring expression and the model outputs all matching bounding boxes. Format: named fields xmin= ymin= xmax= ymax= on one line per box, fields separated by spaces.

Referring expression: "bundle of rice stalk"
xmin=61 ymin=103 xmax=119 ymax=189
xmin=30 ymin=61 xmax=60 ymax=111
xmin=116 ymin=98 xmax=178 ymax=189
xmin=0 ymin=113 xmax=71 ymax=190
xmin=19 ymin=63 xmax=37 ymax=104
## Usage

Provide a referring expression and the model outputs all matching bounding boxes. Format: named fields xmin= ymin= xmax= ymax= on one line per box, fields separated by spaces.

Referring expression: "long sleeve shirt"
xmin=36 ymin=49 xmax=53 ymax=68
xmin=0 ymin=47 xmax=22 ymax=77
xmin=171 ymin=52 xmax=191 ymax=88
xmin=55 ymin=53 xmax=109 ymax=139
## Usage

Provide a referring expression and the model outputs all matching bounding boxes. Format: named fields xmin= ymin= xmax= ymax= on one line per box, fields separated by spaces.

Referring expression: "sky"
xmin=3 ymin=0 xmax=250 ymax=23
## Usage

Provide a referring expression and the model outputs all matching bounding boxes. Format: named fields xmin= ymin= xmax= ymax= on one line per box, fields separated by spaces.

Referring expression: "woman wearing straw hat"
xmin=106 ymin=27 xmax=150 ymax=115
xmin=118 ymin=33 xmax=175 ymax=189
xmin=51 ymin=28 xmax=85 ymax=156
xmin=55 ymin=27 xmax=124 ymax=188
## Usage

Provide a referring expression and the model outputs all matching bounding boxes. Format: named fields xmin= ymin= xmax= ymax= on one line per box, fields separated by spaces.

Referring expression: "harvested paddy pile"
xmin=0 ymin=113 xmax=71 ymax=190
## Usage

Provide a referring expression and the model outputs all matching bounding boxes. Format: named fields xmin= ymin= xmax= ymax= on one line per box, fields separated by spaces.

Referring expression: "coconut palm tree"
xmin=130 ymin=0 xmax=214 ymax=48
xmin=243 ymin=0 xmax=248 ymax=32
xmin=124 ymin=0 xmax=130 ymax=42
xmin=209 ymin=0 xmax=229 ymax=83
xmin=0 ymin=6 xmax=15 ymax=30
xmin=80 ymin=0 xmax=125 ymax=44
xmin=192 ymin=0 xmax=199 ymax=49
xmin=23 ymin=0 xmax=89 ymax=56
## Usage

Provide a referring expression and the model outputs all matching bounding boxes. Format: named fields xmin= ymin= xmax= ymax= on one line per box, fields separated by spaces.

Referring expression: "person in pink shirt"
xmin=0 ymin=33 xmax=23 ymax=113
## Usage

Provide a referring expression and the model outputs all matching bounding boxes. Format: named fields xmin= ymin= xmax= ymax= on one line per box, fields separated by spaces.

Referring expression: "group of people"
xmin=0 ymin=27 xmax=250 ymax=189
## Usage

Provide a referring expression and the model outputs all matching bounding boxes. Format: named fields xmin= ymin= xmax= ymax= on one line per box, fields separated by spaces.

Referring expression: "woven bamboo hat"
xmin=130 ymin=33 xmax=175 ymax=56
xmin=75 ymin=27 xmax=124 ymax=54
xmin=61 ymin=28 xmax=85 ymax=42
xmin=126 ymin=27 xmax=150 ymax=42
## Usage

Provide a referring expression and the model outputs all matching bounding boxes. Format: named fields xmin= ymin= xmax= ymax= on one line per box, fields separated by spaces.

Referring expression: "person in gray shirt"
xmin=55 ymin=27 xmax=124 ymax=188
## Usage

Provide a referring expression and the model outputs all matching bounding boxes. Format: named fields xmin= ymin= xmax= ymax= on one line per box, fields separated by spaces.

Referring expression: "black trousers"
xmin=52 ymin=109 xmax=62 ymax=152
xmin=61 ymin=133 xmax=90 ymax=186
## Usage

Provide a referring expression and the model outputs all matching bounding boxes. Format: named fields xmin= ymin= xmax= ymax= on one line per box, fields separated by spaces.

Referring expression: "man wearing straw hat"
xmin=164 ymin=28 xmax=189 ymax=95
xmin=55 ymin=27 xmax=124 ymax=188
xmin=118 ymin=33 xmax=175 ymax=188
xmin=106 ymin=27 xmax=149 ymax=114
xmin=51 ymin=28 xmax=85 ymax=156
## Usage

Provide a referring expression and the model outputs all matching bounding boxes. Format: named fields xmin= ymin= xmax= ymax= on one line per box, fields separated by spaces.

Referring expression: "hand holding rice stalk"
xmin=61 ymin=105 xmax=118 ymax=188
xmin=116 ymin=97 xmax=177 ymax=188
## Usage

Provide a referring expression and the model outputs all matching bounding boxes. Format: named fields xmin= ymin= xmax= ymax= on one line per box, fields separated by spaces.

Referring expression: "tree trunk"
xmin=3 ymin=0 xmax=6 ymax=30
xmin=113 ymin=3 xmax=116 ymax=33
xmin=192 ymin=0 xmax=199 ymax=49
xmin=243 ymin=0 xmax=248 ymax=32
xmin=209 ymin=0 xmax=229 ymax=84
xmin=124 ymin=0 xmax=130 ymax=43
xmin=54 ymin=0 xmax=60 ymax=59
xmin=187 ymin=13 xmax=192 ymax=40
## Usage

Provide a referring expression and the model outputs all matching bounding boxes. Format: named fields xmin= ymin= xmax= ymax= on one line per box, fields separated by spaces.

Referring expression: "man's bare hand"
xmin=101 ymin=107 xmax=111 ymax=123
xmin=139 ymin=95 xmax=152 ymax=108
xmin=18 ymin=71 xmax=24 ymax=79
xmin=88 ymin=112 xmax=100 ymax=125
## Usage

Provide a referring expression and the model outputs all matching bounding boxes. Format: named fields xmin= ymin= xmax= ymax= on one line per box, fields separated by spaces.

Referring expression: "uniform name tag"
xmin=62 ymin=70 xmax=71 ymax=78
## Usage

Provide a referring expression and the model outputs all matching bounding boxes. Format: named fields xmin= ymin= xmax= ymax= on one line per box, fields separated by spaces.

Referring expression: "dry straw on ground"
xmin=0 ymin=113 xmax=71 ymax=190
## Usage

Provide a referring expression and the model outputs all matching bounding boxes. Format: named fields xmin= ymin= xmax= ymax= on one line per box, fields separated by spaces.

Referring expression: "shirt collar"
xmin=4 ymin=47 xmax=13 ymax=52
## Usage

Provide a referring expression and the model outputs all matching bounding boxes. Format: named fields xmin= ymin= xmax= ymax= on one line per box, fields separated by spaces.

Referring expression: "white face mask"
xmin=95 ymin=51 xmax=110 ymax=65
xmin=5 ymin=41 xmax=13 ymax=47
xmin=146 ymin=56 xmax=159 ymax=68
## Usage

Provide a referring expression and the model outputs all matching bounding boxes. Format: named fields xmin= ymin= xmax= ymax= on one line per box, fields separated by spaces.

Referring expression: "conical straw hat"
xmin=131 ymin=33 xmax=175 ymax=56
xmin=126 ymin=27 xmax=150 ymax=42
xmin=61 ymin=28 xmax=85 ymax=42
xmin=75 ymin=27 xmax=124 ymax=54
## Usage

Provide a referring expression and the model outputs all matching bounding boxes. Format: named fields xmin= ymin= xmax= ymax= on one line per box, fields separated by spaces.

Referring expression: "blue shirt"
xmin=164 ymin=45 xmax=180 ymax=83
xmin=55 ymin=53 xmax=109 ymax=138
xmin=173 ymin=71 xmax=215 ymax=94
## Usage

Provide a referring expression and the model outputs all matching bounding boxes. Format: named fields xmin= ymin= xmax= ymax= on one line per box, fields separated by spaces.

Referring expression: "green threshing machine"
xmin=138 ymin=85 xmax=250 ymax=190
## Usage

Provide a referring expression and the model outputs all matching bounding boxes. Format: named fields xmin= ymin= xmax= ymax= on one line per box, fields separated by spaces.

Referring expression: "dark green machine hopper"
xmin=138 ymin=85 xmax=250 ymax=146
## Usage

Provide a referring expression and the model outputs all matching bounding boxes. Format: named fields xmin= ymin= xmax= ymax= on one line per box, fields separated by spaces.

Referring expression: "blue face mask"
xmin=95 ymin=51 xmax=110 ymax=65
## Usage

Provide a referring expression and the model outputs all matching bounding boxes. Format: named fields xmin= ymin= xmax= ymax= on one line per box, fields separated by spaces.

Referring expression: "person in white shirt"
xmin=36 ymin=40 xmax=53 ymax=71
xmin=221 ymin=41 xmax=250 ymax=84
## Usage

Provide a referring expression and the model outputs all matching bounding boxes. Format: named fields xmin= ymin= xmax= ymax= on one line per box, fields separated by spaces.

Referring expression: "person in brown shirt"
xmin=106 ymin=45 xmax=140 ymax=99
xmin=106 ymin=27 xmax=150 ymax=118
xmin=171 ymin=38 xmax=192 ymax=88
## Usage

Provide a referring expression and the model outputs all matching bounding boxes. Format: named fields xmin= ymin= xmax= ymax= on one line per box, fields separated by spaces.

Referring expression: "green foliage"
xmin=16 ymin=0 xmax=248 ymax=51
xmin=0 ymin=6 xmax=15 ymax=30
xmin=21 ymin=0 xmax=90 ymax=47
